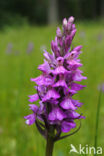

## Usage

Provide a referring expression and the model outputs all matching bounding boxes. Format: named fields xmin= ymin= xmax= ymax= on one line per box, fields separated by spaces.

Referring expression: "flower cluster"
xmin=98 ymin=83 xmax=104 ymax=93
xmin=24 ymin=17 xmax=87 ymax=134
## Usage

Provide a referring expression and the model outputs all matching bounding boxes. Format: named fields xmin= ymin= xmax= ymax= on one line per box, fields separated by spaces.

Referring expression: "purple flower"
xmin=28 ymin=94 xmax=39 ymax=103
xmin=27 ymin=42 xmax=34 ymax=54
xmin=24 ymin=16 xmax=86 ymax=137
xmin=24 ymin=114 xmax=36 ymax=125
xmin=6 ymin=43 xmax=13 ymax=54
xmin=61 ymin=121 xmax=76 ymax=133
xmin=24 ymin=104 xmax=38 ymax=125
xmin=42 ymin=89 xmax=60 ymax=102
xmin=24 ymin=103 xmax=45 ymax=125
xmin=48 ymin=107 xmax=66 ymax=121
xmin=60 ymin=97 xmax=76 ymax=110
xmin=98 ymin=83 xmax=104 ymax=92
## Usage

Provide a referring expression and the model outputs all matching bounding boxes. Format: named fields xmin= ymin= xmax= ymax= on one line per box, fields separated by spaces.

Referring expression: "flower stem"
xmin=94 ymin=90 xmax=102 ymax=156
xmin=46 ymin=135 xmax=54 ymax=156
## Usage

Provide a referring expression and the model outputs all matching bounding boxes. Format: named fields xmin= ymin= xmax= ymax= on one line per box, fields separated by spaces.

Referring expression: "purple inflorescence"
xmin=24 ymin=17 xmax=87 ymax=133
xmin=98 ymin=83 xmax=104 ymax=93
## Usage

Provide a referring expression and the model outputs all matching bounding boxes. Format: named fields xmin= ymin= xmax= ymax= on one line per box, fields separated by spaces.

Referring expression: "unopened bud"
xmin=56 ymin=27 xmax=62 ymax=37
xmin=63 ymin=18 xmax=67 ymax=27
xmin=68 ymin=16 xmax=74 ymax=23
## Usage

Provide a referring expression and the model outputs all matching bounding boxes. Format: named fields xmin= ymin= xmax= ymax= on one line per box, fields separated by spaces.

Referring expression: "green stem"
xmin=46 ymin=135 xmax=54 ymax=156
xmin=94 ymin=90 xmax=102 ymax=156
xmin=45 ymin=126 xmax=55 ymax=156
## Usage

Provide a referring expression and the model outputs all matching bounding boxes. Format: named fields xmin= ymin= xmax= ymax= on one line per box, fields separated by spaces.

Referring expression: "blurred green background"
xmin=0 ymin=0 xmax=104 ymax=156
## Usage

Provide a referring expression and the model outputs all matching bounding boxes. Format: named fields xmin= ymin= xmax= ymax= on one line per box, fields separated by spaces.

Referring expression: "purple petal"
xmin=30 ymin=75 xmax=43 ymax=83
xmin=65 ymin=73 xmax=73 ymax=84
xmin=71 ymin=83 xmax=86 ymax=91
xmin=56 ymin=27 xmax=62 ymax=37
xmin=66 ymin=111 xmax=81 ymax=119
xmin=64 ymin=88 xmax=77 ymax=95
xmin=72 ymin=24 xmax=76 ymax=29
xmin=60 ymin=98 xmax=76 ymax=110
xmin=37 ymin=85 xmax=46 ymax=97
xmin=31 ymin=75 xmax=44 ymax=85
xmin=61 ymin=121 xmax=76 ymax=133
xmin=31 ymin=75 xmax=53 ymax=86
xmin=73 ymin=70 xmax=87 ymax=81
xmin=38 ymin=101 xmax=46 ymax=115
xmin=43 ymin=50 xmax=51 ymax=60
xmin=63 ymin=18 xmax=68 ymax=28
xmin=68 ymin=16 xmax=74 ymax=23
xmin=48 ymin=107 xmax=66 ymax=121
xmin=51 ymin=39 xmax=60 ymax=57
xmin=28 ymin=94 xmax=39 ymax=103
xmin=65 ymin=35 xmax=72 ymax=52
xmin=29 ymin=104 xmax=38 ymax=113
xmin=47 ymin=99 xmax=59 ymax=105
xmin=42 ymin=89 xmax=60 ymax=102
xmin=24 ymin=114 xmax=36 ymax=125
xmin=52 ymin=66 xmax=69 ymax=75
xmin=73 ymin=45 xmax=82 ymax=51
xmin=53 ymin=79 xmax=68 ymax=88
xmin=43 ymin=76 xmax=54 ymax=86
xmin=57 ymin=57 xmax=64 ymax=65
xmin=67 ymin=60 xmax=82 ymax=70
xmin=38 ymin=60 xmax=51 ymax=74
xmin=72 ymin=99 xmax=83 ymax=107
xmin=64 ymin=51 xmax=78 ymax=60
xmin=43 ymin=50 xmax=56 ymax=67
xmin=70 ymin=29 xmax=77 ymax=38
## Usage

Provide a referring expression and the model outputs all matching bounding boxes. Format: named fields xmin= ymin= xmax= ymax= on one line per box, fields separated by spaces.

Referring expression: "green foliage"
xmin=0 ymin=21 xmax=104 ymax=155
xmin=0 ymin=0 xmax=103 ymax=26
xmin=0 ymin=0 xmax=48 ymax=27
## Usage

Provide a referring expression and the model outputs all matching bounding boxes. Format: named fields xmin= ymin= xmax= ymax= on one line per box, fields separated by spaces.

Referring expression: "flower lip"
xmin=48 ymin=107 xmax=66 ymax=121
xmin=24 ymin=114 xmax=36 ymax=125
xmin=29 ymin=104 xmax=38 ymax=113
xmin=57 ymin=57 xmax=64 ymax=65
xmin=60 ymin=97 xmax=77 ymax=110
xmin=42 ymin=89 xmax=60 ymax=102
xmin=28 ymin=94 xmax=39 ymax=103
xmin=38 ymin=60 xmax=51 ymax=74
xmin=61 ymin=121 xmax=76 ymax=133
